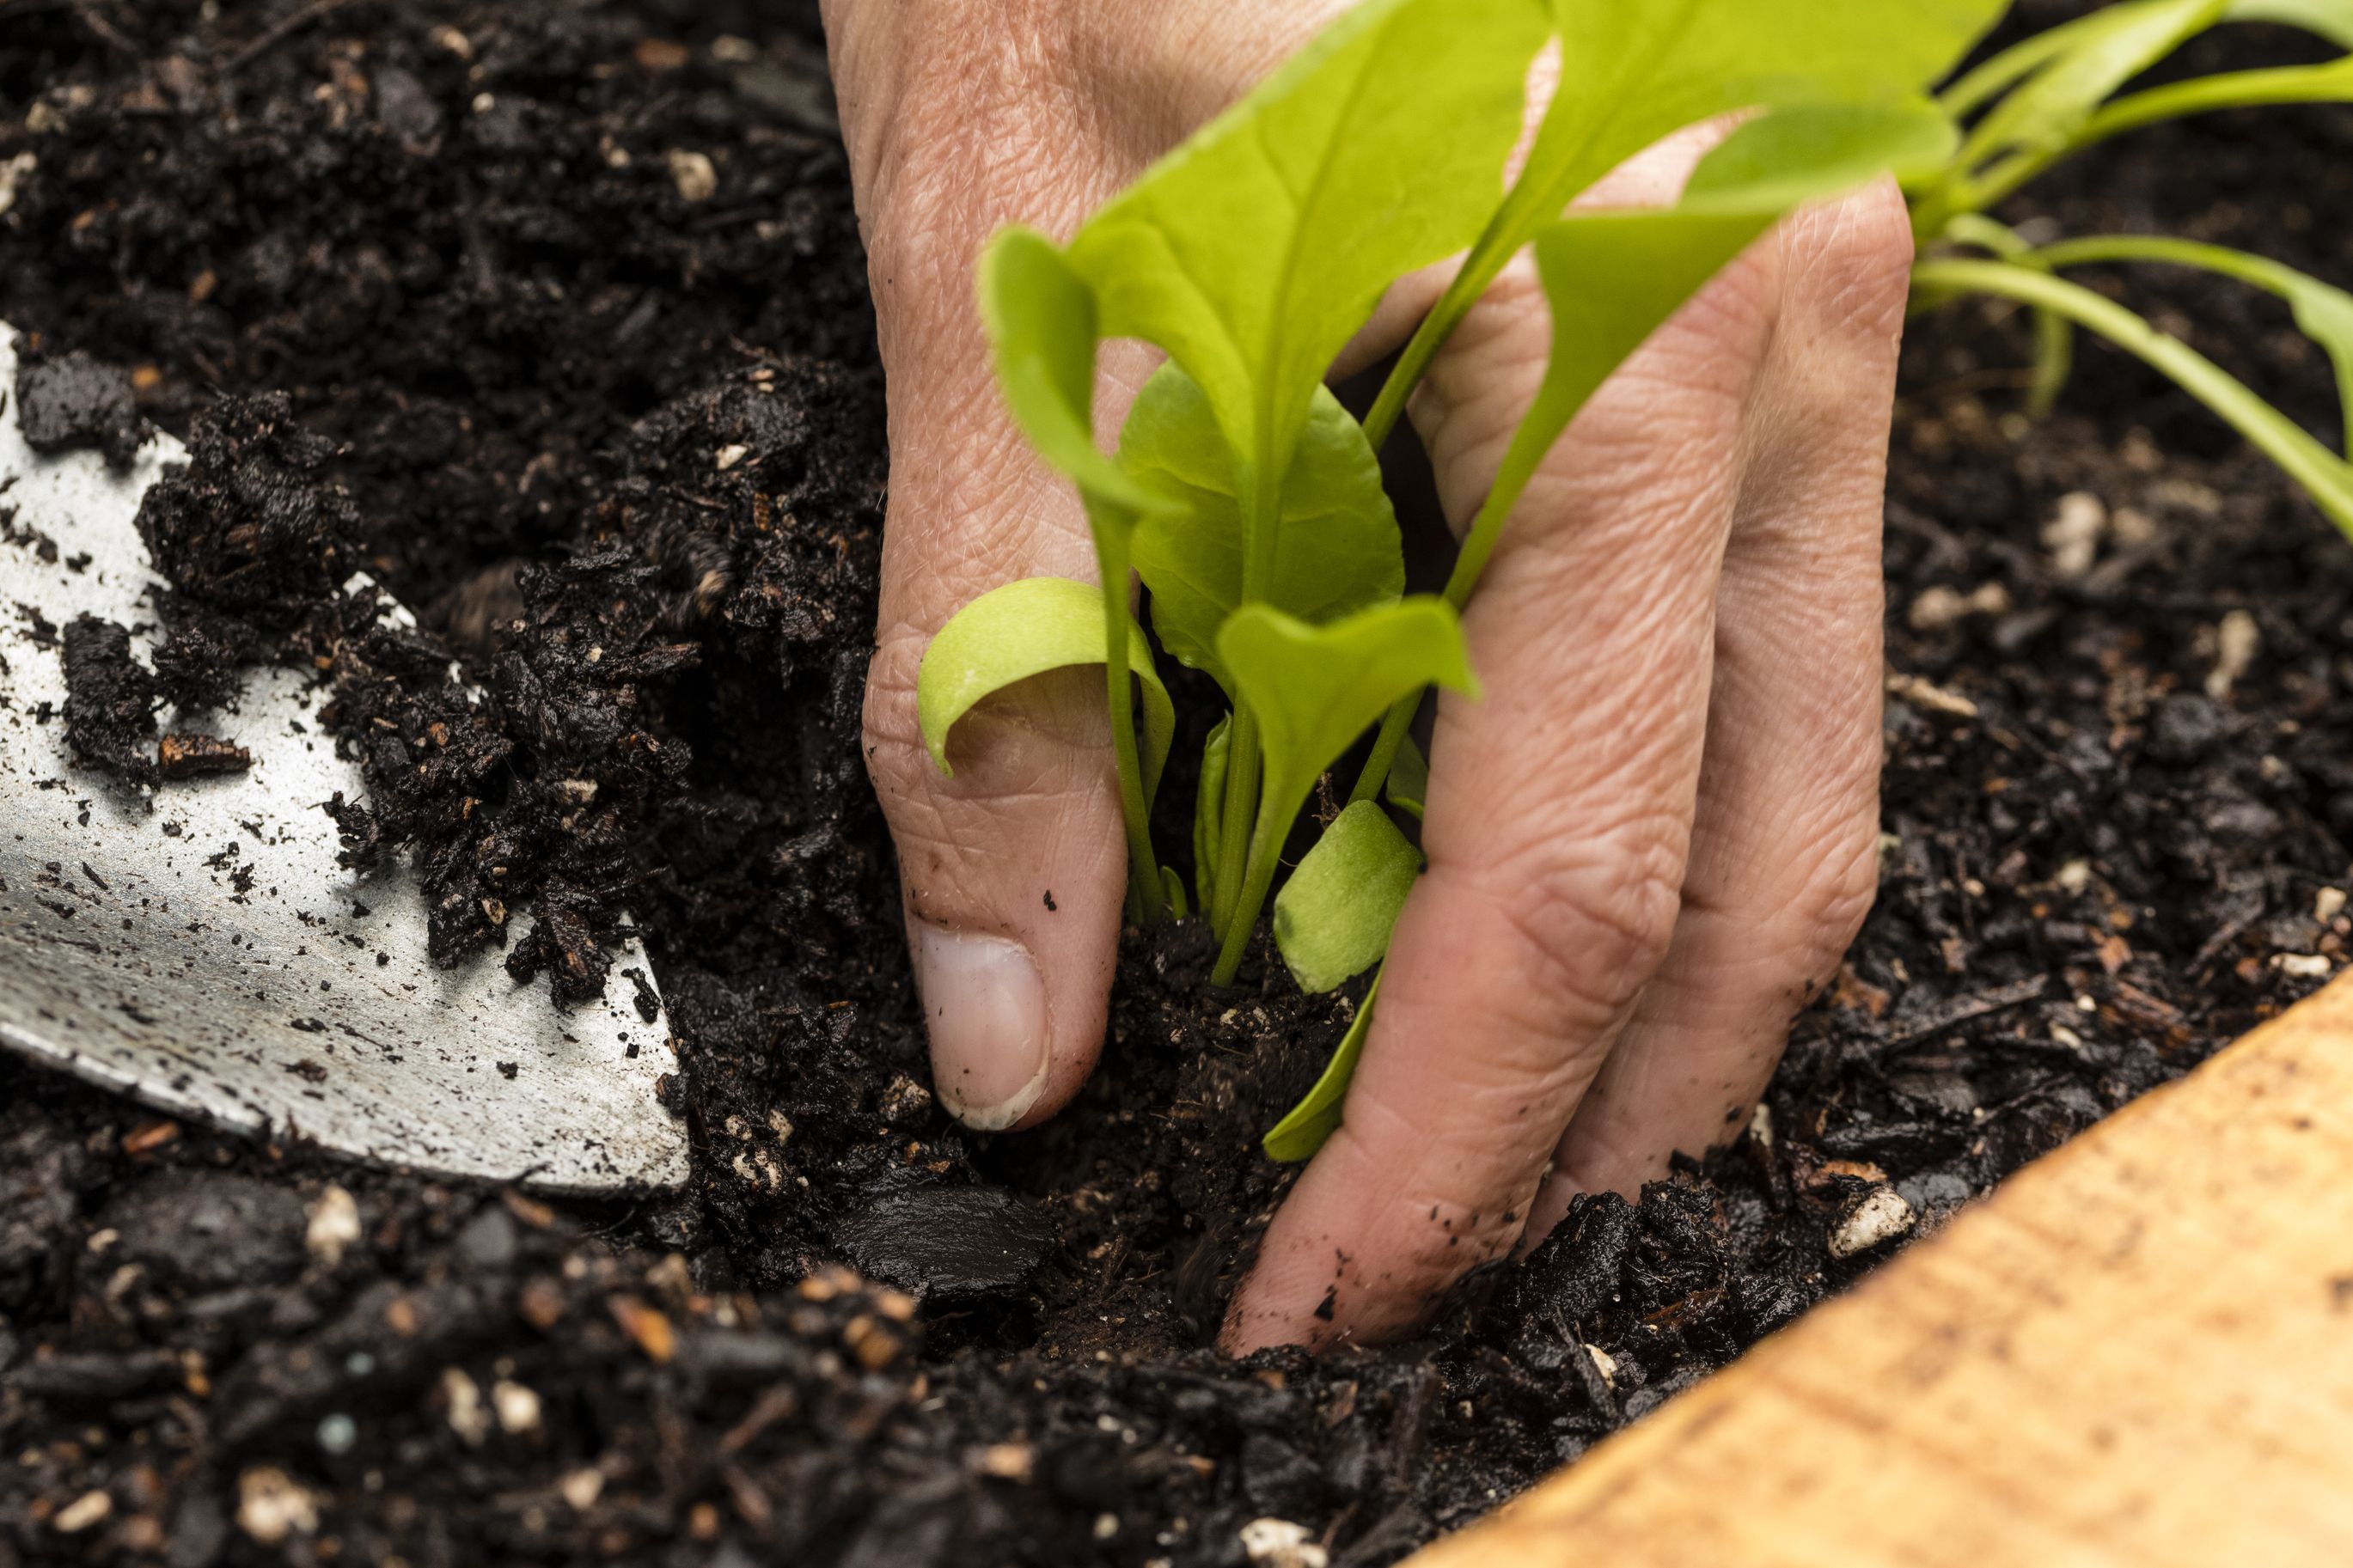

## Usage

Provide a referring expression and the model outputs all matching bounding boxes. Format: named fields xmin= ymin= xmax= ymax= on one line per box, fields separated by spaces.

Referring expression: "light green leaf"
xmin=1193 ymin=716 xmax=1232 ymax=917
xmin=1209 ymin=599 xmax=1475 ymax=985
xmin=1121 ymin=363 xmax=1403 ymax=690
xmin=918 ymin=576 xmax=1175 ymax=804
xmin=1912 ymin=258 xmax=2353 ymax=538
xmin=2032 ymin=235 xmax=2353 ymax=452
xmin=1220 ymin=599 xmax=1476 ymax=842
xmin=1366 ymin=0 xmax=2004 ymax=445
xmin=1065 ymin=0 xmax=1546 ymax=551
xmin=1274 ymin=802 xmax=1422 ymax=993
xmin=1385 ymin=735 xmax=1428 ymax=821
xmin=1958 ymin=0 xmax=2227 ymax=169
xmin=1263 ymin=970 xmax=1379 ymax=1162
xmin=1445 ymin=99 xmax=1960 ymax=602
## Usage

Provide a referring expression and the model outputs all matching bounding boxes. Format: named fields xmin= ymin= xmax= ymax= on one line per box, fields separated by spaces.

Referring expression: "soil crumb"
xmin=12 ymin=348 xmax=145 ymax=469
xmin=59 ymin=613 xmax=157 ymax=785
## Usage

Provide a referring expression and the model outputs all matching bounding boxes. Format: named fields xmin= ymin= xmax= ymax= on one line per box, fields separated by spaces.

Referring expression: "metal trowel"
xmin=0 ymin=326 xmax=688 ymax=1192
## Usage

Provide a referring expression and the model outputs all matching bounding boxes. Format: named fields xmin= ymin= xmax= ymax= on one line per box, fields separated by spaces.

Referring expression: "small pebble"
xmin=237 ymin=1467 xmax=320 ymax=1544
xmin=2043 ymin=491 xmax=2106 ymax=577
xmin=2273 ymin=952 xmax=2332 ymax=979
xmin=316 ymin=1414 xmax=357 ymax=1455
xmin=443 ymin=1367 xmax=490 ymax=1447
xmin=52 ymin=1490 xmax=111 ymax=1534
xmin=306 ymin=1186 xmax=361 ymax=1266
xmin=667 ymin=148 xmax=718 ymax=202
xmin=2206 ymin=608 xmax=2260 ymax=699
xmin=492 ymin=1379 xmax=542 ymax=1435
xmin=2314 ymin=888 xmax=2345 ymax=924
xmin=1240 ymin=1517 xmax=1328 ymax=1568
xmin=1829 ymin=1187 xmax=1916 ymax=1259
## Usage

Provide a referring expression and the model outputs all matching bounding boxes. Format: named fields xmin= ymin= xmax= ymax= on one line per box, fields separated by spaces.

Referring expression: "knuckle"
xmin=1784 ymin=811 xmax=1883 ymax=969
xmin=1458 ymin=819 xmax=1686 ymax=1027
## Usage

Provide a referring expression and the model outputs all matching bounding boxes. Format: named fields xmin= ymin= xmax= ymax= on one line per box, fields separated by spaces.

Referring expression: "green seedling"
xmin=920 ymin=0 xmax=2006 ymax=1159
xmin=1908 ymin=0 xmax=2353 ymax=539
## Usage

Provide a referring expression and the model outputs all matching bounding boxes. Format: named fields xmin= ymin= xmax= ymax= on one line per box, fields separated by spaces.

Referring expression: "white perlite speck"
xmin=305 ymin=1186 xmax=361 ymax=1267
xmin=1830 ymin=1187 xmax=1916 ymax=1260
xmin=1241 ymin=1518 xmax=1329 ymax=1568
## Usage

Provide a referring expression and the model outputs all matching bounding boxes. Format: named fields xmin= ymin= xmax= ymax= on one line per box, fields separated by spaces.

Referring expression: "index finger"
xmin=1221 ymin=237 xmax=1777 ymax=1353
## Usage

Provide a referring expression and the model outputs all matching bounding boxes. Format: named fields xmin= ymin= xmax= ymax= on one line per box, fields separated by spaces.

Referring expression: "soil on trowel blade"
xmin=4 ymin=3 xmax=2353 ymax=1565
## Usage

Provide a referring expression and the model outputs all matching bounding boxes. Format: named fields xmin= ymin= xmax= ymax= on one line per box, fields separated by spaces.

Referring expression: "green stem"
xmin=1210 ymin=793 xmax=1287 ymax=986
xmin=1934 ymin=60 xmax=2353 ymax=228
xmin=1348 ymin=365 xmax=1556 ymax=805
xmin=1213 ymin=706 xmax=1261 ymax=935
xmin=1097 ymin=532 xmax=1165 ymax=924
xmin=1911 ymin=258 xmax=2353 ymax=540
xmin=1348 ymin=700 xmax=1415 ymax=806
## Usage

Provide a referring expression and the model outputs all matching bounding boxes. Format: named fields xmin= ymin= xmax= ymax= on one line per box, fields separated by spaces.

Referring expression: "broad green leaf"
xmin=1194 ymin=715 xmax=1231 ymax=915
xmin=1274 ymin=802 xmax=1422 ymax=993
xmin=1385 ymin=735 xmax=1428 ymax=820
xmin=1121 ymin=363 xmax=1403 ymax=689
xmin=1366 ymin=0 xmax=2004 ymax=445
xmin=1263 ymin=970 xmax=1379 ymax=1162
xmin=918 ymin=576 xmax=1175 ymax=805
xmin=1445 ymin=100 xmax=1960 ymax=601
xmin=1065 ymin=0 xmax=1547 ymax=548
xmin=1957 ymin=0 xmax=2227 ymax=169
xmin=1912 ymin=258 xmax=2353 ymax=538
xmin=1219 ymin=598 xmax=1477 ymax=855
xmin=2032 ymin=235 xmax=2353 ymax=451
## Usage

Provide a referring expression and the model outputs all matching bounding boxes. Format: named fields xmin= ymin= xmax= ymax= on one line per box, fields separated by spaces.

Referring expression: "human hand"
xmin=821 ymin=0 xmax=1910 ymax=1351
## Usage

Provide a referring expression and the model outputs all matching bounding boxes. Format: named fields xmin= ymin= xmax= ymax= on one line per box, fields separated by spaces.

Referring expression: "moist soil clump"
xmin=4 ymin=3 xmax=2352 ymax=1565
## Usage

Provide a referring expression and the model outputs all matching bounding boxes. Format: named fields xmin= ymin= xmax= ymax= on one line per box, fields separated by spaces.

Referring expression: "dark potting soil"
xmin=4 ymin=2 xmax=2352 ymax=1565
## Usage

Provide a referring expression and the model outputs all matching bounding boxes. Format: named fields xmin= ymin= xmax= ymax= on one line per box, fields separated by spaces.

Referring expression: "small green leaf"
xmin=1263 ymin=971 xmax=1379 ymax=1162
xmin=1219 ymin=599 xmax=1476 ymax=845
xmin=1208 ymin=599 xmax=1475 ymax=985
xmin=1384 ymin=735 xmax=1428 ymax=821
xmin=1274 ymin=802 xmax=1422 ymax=994
xmin=918 ymin=577 xmax=1175 ymax=803
xmin=1193 ymin=715 xmax=1231 ymax=915
xmin=1065 ymin=0 xmax=1546 ymax=540
xmin=1121 ymin=363 xmax=1403 ymax=690
xmin=2031 ymin=235 xmax=2353 ymax=452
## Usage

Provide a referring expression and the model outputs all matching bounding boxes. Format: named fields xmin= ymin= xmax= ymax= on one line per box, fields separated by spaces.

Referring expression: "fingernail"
xmin=912 ymin=924 xmax=1050 ymax=1132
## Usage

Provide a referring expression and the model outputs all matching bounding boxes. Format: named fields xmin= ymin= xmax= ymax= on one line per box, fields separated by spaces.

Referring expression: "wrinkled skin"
xmin=821 ymin=0 xmax=1904 ymax=1352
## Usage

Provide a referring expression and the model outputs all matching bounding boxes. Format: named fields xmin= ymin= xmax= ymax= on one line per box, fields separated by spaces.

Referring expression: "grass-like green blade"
xmin=1912 ymin=257 xmax=2353 ymax=537
xmin=2032 ymin=235 xmax=2353 ymax=451
xmin=1263 ymin=970 xmax=1380 ymax=1162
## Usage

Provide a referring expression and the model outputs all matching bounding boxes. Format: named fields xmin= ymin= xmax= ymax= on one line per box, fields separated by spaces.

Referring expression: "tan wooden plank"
xmin=1409 ymin=973 xmax=2353 ymax=1568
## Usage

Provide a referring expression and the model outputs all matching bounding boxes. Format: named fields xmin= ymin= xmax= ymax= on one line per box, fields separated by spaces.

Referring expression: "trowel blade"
xmin=0 ymin=327 xmax=687 ymax=1193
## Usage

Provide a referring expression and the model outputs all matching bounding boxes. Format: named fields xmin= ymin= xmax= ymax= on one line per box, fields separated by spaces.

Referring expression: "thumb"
xmin=859 ymin=233 xmax=1155 ymax=1132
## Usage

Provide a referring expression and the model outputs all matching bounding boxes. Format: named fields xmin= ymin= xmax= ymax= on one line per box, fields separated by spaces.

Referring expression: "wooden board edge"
xmin=1404 ymin=972 xmax=2353 ymax=1568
